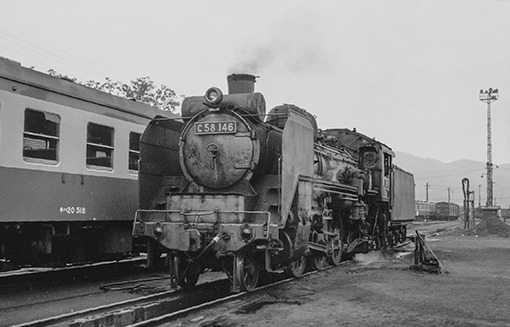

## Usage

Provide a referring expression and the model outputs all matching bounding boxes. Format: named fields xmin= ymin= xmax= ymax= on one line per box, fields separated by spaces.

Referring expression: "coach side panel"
xmin=0 ymin=90 xmax=145 ymax=222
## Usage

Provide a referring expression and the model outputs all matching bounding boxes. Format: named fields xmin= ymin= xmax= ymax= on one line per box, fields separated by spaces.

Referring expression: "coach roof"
xmin=0 ymin=57 xmax=174 ymax=120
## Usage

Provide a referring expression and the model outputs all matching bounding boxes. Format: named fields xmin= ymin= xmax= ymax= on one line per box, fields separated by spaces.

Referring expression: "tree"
xmin=47 ymin=70 xmax=180 ymax=112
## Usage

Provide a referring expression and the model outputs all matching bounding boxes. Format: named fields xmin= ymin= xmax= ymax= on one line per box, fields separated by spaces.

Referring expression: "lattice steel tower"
xmin=479 ymin=88 xmax=499 ymax=207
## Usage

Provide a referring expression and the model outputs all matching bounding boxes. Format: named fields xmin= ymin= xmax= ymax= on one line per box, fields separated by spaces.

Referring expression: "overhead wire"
xmin=0 ymin=21 xmax=132 ymax=83
xmin=0 ymin=29 xmax=101 ymax=80
xmin=414 ymin=168 xmax=485 ymax=181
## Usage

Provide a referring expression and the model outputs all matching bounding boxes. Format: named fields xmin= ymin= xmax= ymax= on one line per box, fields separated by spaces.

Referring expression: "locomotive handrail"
xmin=153 ymin=112 xmax=290 ymax=121
xmin=300 ymin=175 xmax=359 ymax=190
xmin=136 ymin=209 xmax=182 ymax=213
xmin=312 ymin=189 xmax=358 ymax=201
xmin=135 ymin=209 xmax=271 ymax=215
xmin=182 ymin=211 xmax=217 ymax=216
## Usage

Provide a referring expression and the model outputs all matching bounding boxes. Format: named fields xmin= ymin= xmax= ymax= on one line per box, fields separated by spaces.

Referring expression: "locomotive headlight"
xmin=239 ymin=224 xmax=254 ymax=242
xmin=152 ymin=223 xmax=166 ymax=239
xmin=205 ymin=87 xmax=223 ymax=106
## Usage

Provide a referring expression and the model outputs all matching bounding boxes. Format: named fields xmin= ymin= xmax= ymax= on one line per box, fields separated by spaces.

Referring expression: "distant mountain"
xmin=393 ymin=152 xmax=510 ymax=208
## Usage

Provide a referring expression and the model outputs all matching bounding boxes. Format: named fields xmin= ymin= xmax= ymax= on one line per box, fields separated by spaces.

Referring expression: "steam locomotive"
xmin=133 ymin=74 xmax=415 ymax=292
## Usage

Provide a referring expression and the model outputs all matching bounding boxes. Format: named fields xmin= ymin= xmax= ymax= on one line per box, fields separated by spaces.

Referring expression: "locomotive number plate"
xmin=194 ymin=121 xmax=237 ymax=135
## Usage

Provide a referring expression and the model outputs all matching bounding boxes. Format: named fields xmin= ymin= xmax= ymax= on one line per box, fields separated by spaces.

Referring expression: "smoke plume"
xmin=228 ymin=14 xmax=328 ymax=76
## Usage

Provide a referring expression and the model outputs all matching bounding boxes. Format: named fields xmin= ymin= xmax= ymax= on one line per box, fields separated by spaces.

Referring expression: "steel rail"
xmin=129 ymin=262 xmax=349 ymax=327
xmin=12 ymin=262 xmax=349 ymax=327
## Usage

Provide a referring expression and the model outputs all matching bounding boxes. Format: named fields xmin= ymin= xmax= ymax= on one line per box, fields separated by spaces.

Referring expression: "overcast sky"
xmin=2 ymin=0 xmax=510 ymax=164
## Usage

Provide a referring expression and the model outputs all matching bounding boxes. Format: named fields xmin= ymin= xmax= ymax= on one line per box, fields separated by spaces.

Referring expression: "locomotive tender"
xmin=0 ymin=57 xmax=173 ymax=269
xmin=133 ymin=74 xmax=415 ymax=292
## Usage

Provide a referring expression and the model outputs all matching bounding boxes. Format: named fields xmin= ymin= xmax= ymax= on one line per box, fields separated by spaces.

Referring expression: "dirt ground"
xmin=167 ymin=220 xmax=510 ymax=327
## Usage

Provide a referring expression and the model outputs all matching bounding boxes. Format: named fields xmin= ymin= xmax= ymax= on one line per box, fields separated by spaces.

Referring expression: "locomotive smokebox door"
xmin=180 ymin=111 xmax=259 ymax=189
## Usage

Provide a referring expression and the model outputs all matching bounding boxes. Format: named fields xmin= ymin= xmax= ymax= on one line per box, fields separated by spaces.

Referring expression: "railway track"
xmin=11 ymin=264 xmax=347 ymax=327
xmin=0 ymin=257 xmax=172 ymax=326
xmin=5 ymin=240 xmax=418 ymax=327
xmin=0 ymin=257 xmax=148 ymax=290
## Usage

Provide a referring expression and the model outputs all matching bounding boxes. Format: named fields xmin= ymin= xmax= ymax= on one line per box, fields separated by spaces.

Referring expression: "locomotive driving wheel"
xmin=171 ymin=254 xmax=200 ymax=290
xmin=234 ymin=250 xmax=260 ymax=292
xmin=330 ymin=227 xmax=344 ymax=266
xmin=286 ymin=255 xmax=307 ymax=277
xmin=311 ymin=253 xmax=328 ymax=270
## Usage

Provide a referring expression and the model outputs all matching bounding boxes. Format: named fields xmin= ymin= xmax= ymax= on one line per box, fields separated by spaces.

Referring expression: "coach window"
xmin=86 ymin=123 xmax=114 ymax=169
xmin=23 ymin=109 xmax=60 ymax=164
xmin=129 ymin=132 xmax=141 ymax=171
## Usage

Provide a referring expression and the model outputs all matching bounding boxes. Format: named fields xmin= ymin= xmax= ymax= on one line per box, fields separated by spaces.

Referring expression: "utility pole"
xmin=479 ymin=88 xmax=499 ymax=207
xmin=478 ymin=184 xmax=481 ymax=208
xmin=462 ymin=178 xmax=471 ymax=229
xmin=493 ymin=181 xmax=496 ymax=205
xmin=425 ymin=183 xmax=429 ymax=202
xmin=447 ymin=187 xmax=451 ymax=203
xmin=470 ymin=190 xmax=476 ymax=226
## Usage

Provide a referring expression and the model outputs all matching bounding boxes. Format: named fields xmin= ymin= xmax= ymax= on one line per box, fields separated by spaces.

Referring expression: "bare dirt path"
xmin=167 ymin=220 xmax=510 ymax=327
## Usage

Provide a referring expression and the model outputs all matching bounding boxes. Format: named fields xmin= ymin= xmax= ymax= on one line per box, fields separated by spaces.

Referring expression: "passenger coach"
xmin=0 ymin=57 xmax=172 ymax=268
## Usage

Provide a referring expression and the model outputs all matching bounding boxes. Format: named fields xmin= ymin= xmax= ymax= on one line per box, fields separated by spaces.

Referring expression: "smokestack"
xmin=227 ymin=73 xmax=256 ymax=94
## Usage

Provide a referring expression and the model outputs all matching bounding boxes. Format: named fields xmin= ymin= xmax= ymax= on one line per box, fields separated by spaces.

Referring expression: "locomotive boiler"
xmin=133 ymin=74 xmax=415 ymax=292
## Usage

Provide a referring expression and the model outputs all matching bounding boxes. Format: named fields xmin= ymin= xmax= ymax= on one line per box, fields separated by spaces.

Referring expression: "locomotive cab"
xmin=359 ymin=144 xmax=393 ymax=202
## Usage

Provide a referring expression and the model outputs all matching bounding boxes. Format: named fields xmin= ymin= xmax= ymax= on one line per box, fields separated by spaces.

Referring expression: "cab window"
xmin=362 ymin=150 xmax=377 ymax=167
xmin=87 ymin=123 xmax=114 ymax=169
xmin=384 ymin=153 xmax=392 ymax=177
xmin=23 ymin=109 xmax=60 ymax=164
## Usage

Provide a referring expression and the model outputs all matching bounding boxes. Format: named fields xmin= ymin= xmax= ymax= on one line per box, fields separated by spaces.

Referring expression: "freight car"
xmin=0 ymin=57 xmax=172 ymax=269
xmin=133 ymin=74 xmax=415 ymax=292
xmin=435 ymin=202 xmax=460 ymax=221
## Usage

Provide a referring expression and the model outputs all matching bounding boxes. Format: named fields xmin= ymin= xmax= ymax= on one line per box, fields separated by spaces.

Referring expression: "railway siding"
xmin=28 ymin=280 xmax=232 ymax=327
